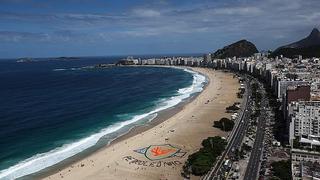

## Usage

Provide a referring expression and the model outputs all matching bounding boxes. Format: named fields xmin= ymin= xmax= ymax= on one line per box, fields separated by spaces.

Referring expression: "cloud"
xmin=212 ymin=7 xmax=262 ymax=16
xmin=0 ymin=30 xmax=93 ymax=43
xmin=132 ymin=9 xmax=161 ymax=18
xmin=0 ymin=0 xmax=319 ymax=51
xmin=0 ymin=31 xmax=48 ymax=42
xmin=299 ymin=12 xmax=320 ymax=23
xmin=0 ymin=12 xmax=126 ymax=26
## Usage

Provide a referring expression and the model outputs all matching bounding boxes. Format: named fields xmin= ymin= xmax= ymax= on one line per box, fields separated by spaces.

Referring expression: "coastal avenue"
xmin=244 ymin=82 xmax=267 ymax=180
xmin=204 ymin=75 xmax=252 ymax=180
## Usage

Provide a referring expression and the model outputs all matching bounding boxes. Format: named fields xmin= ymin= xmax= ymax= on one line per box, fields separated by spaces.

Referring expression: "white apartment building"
xmin=289 ymin=101 xmax=320 ymax=145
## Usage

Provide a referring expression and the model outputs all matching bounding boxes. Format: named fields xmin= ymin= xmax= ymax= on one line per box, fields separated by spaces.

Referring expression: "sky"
xmin=0 ymin=0 xmax=319 ymax=58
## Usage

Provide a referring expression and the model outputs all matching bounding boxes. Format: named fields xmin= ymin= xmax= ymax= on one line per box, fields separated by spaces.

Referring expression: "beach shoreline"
xmin=31 ymin=75 xmax=204 ymax=180
xmin=18 ymin=65 xmax=206 ymax=180
xmin=40 ymin=67 xmax=240 ymax=180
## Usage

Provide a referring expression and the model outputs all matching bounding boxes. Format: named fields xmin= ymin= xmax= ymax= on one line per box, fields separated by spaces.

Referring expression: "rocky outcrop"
xmin=212 ymin=39 xmax=259 ymax=59
xmin=272 ymin=28 xmax=320 ymax=58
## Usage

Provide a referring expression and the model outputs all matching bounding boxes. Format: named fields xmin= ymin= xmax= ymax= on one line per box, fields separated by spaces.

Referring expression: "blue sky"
xmin=0 ymin=0 xmax=319 ymax=58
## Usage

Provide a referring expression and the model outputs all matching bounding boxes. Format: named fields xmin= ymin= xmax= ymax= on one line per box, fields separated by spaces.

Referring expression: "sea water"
xmin=0 ymin=57 xmax=206 ymax=179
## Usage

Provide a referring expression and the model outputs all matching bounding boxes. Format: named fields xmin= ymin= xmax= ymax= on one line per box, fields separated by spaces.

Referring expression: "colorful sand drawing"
xmin=134 ymin=144 xmax=186 ymax=161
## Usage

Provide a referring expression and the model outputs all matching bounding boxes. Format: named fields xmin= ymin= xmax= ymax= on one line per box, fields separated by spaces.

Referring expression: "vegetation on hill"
xmin=212 ymin=39 xmax=258 ymax=59
xmin=271 ymin=45 xmax=320 ymax=58
xmin=271 ymin=28 xmax=320 ymax=58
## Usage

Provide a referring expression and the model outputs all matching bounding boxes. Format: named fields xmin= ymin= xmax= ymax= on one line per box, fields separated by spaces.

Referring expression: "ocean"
xmin=0 ymin=56 xmax=206 ymax=179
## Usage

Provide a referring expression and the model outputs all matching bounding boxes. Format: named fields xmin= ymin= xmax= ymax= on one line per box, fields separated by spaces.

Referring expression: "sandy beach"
xmin=43 ymin=67 xmax=240 ymax=180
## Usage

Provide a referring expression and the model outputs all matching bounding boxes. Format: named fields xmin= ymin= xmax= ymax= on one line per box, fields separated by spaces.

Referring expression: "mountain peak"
xmin=212 ymin=39 xmax=258 ymax=59
xmin=309 ymin=28 xmax=320 ymax=37
xmin=271 ymin=27 xmax=320 ymax=58
xmin=281 ymin=28 xmax=320 ymax=49
xmin=238 ymin=39 xmax=249 ymax=43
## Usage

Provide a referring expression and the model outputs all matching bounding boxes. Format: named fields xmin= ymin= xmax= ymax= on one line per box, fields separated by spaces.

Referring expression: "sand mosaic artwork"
xmin=133 ymin=144 xmax=186 ymax=161
xmin=122 ymin=144 xmax=187 ymax=168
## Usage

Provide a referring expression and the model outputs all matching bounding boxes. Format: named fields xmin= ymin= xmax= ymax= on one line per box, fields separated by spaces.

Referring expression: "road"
xmin=204 ymin=76 xmax=252 ymax=180
xmin=243 ymin=82 xmax=267 ymax=180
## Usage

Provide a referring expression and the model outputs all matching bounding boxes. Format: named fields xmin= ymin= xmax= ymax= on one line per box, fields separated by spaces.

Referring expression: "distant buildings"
xmin=118 ymin=52 xmax=320 ymax=157
xmin=110 ymin=42 xmax=320 ymax=179
xmin=117 ymin=56 xmax=203 ymax=66
xmin=197 ymin=52 xmax=320 ymax=180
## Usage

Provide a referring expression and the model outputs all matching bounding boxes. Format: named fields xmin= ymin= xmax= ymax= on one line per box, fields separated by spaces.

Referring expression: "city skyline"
xmin=0 ymin=0 xmax=319 ymax=58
